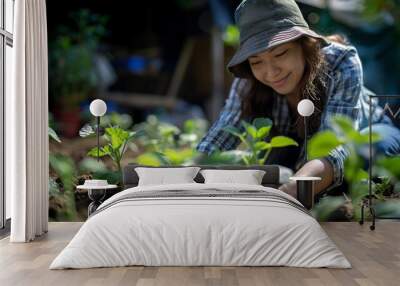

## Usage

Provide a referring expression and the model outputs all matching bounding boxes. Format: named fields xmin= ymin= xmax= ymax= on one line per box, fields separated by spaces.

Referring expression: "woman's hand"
xmin=279 ymin=158 xmax=335 ymax=200
xmin=279 ymin=181 xmax=297 ymax=198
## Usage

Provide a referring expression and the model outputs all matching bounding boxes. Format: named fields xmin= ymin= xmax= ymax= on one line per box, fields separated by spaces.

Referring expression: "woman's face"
xmin=248 ymin=40 xmax=305 ymax=96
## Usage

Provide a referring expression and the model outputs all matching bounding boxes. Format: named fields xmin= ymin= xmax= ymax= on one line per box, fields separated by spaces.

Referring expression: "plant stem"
xmin=261 ymin=148 xmax=272 ymax=165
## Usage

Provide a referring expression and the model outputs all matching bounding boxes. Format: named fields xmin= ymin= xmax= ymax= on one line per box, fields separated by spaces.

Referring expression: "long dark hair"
xmin=240 ymin=34 xmax=347 ymax=138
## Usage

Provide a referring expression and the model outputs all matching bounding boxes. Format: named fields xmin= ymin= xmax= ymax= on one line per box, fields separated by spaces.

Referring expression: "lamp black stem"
xmin=369 ymin=95 xmax=372 ymax=213
xmin=359 ymin=95 xmax=376 ymax=230
xmin=304 ymin=116 xmax=308 ymax=164
xmin=97 ymin=116 xmax=100 ymax=162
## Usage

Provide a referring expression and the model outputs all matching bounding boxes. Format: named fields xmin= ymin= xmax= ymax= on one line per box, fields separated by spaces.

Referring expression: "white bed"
xmin=50 ymin=183 xmax=351 ymax=269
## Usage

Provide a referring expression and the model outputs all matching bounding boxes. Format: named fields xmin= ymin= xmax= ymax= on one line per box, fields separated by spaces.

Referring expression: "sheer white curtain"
xmin=8 ymin=0 xmax=49 ymax=242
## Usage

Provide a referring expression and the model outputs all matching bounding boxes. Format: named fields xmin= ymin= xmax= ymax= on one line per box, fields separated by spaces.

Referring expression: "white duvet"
xmin=50 ymin=183 xmax=351 ymax=269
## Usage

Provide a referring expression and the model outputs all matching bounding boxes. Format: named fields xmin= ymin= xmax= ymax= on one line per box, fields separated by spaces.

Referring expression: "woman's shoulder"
xmin=321 ymin=41 xmax=365 ymax=106
xmin=322 ymin=41 xmax=361 ymax=72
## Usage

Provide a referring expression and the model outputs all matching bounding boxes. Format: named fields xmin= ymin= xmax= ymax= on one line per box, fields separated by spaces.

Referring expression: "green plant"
xmin=82 ymin=112 xmax=134 ymax=132
xmin=195 ymin=150 xmax=248 ymax=166
xmin=311 ymin=195 xmax=348 ymax=221
xmin=135 ymin=117 xmax=298 ymax=167
xmin=180 ymin=118 xmax=209 ymax=149
xmin=135 ymin=115 xmax=208 ymax=151
xmin=373 ymin=176 xmax=394 ymax=199
xmin=134 ymin=115 xmax=181 ymax=152
xmin=49 ymin=153 xmax=78 ymax=221
xmin=223 ymin=25 xmax=240 ymax=47
xmin=49 ymin=9 xmax=108 ymax=108
xmin=49 ymin=127 xmax=61 ymax=143
xmin=371 ymin=156 xmax=400 ymax=218
xmin=48 ymin=126 xmax=79 ymax=221
xmin=78 ymin=157 xmax=121 ymax=186
xmin=307 ymin=115 xmax=400 ymax=221
xmin=133 ymin=115 xmax=208 ymax=166
xmin=223 ymin=117 xmax=298 ymax=165
xmin=363 ymin=0 xmax=400 ymax=40
xmin=86 ymin=127 xmax=136 ymax=178
xmin=130 ymin=116 xmax=297 ymax=167
xmin=376 ymin=156 xmax=400 ymax=180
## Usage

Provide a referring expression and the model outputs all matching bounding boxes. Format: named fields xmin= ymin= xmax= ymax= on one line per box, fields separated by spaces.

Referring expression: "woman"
xmin=196 ymin=0 xmax=400 ymax=198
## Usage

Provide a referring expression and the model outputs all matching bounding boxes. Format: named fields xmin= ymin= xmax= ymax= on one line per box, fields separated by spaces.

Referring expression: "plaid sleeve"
xmin=196 ymin=78 xmax=247 ymax=155
xmin=320 ymin=45 xmax=363 ymax=191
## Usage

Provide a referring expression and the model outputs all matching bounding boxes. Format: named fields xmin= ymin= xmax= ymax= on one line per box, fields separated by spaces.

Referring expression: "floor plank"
xmin=0 ymin=221 xmax=399 ymax=286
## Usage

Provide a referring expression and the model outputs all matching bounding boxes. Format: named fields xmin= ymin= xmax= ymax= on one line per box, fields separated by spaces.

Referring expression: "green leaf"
xmin=182 ymin=118 xmax=208 ymax=136
xmin=242 ymin=154 xmax=253 ymax=165
xmin=354 ymin=169 xmax=369 ymax=181
xmin=90 ymin=170 xmax=122 ymax=186
xmin=311 ymin=196 xmax=346 ymax=221
xmin=107 ymin=112 xmax=133 ymax=129
xmin=103 ymin=145 xmax=113 ymax=154
xmin=308 ymin=131 xmax=343 ymax=159
xmin=134 ymin=152 xmax=168 ymax=166
xmin=196 ymin=150 xmax=245 ymax=165
xmin=332 ymin=115 xmax=356 ymax=135
xmin=254 ymin=141 xmax=271 ymax=151
xmin=105 ymin=127 xmax=129 ymax=150
xmin=183 ymin=119 xmax=196 ymax=133
xmin=163 ymin=148 xmax=195 ymax=165
xmin=377 ymin=157 xmax=400 ymax=179
xmin=241 ymin=121 xmax=257 ymax=139
xmin=248 ymin=126 xmax=258 ymax=139
xmin=332 ymin=115 xmax=361 ymax=143
xmin=49 ymin=153 xmax=76 ymax=192
xmin=375 ymin=200 xmax=400 ymax=219
xmin=353 ymin=131 xmax=381 ymax=144
xmin=223 ymin=126 xmax=242 ymax=137
xmin=332 ymin=115 xmax=381 ymax=145
xmin=347 ymin=130 xmax=381 ymax=145
xmin=49 ymin=127 xmax=61 ymax=143
xmin=256 ymin=126 xmax=272 ymax=139
xmin=344 ymin=156 xmax=365 ymax=183
xmin=127 ymin=131 xmax=136 ymax=140
xmin=79 ymin=157 xmax=108 ymax=173
xmin=159 ymin=124 xmax=180 ymax=137
xmin=270 ymin=136 xmax=298 ymax=148
xmin=87 ymin=146 xmax=109 ymax=157
xmin=223 ymin=24 xmax=240 ymax=46
xmin=253 ymin=117 xmax=272 ymax=129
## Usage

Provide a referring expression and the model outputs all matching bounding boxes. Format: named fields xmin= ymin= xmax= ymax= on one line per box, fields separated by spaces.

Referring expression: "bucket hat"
xmin=227 ymin=0 xmax=329 ymax=78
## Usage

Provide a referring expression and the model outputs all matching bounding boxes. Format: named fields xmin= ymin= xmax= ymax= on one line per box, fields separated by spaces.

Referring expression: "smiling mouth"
xmin=272 ymin=73 xmax=290 ymax=85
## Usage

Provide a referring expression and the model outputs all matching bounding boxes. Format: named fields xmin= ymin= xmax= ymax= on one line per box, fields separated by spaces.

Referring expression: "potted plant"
xmin=49 ymin=9 xmax=108 ymax=137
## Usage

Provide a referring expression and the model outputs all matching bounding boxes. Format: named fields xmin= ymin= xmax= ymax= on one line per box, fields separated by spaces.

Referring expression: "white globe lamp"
xmin=90 ymin=99 xmax=107 ymax=117
xmin=297 ymin=99 xmax=314 ymax=117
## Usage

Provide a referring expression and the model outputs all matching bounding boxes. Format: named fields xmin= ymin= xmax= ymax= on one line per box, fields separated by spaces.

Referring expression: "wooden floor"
xmin=0 ymin=222 xmax=399 ymax=286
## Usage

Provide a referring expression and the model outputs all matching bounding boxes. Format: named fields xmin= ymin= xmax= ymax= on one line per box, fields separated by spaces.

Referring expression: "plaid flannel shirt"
xmin=196 ymin=41 xmax=393 ymax=190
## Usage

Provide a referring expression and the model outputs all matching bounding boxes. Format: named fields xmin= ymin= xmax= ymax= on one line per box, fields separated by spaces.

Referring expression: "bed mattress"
xmin=50 ymin=183 xmax=351 ymax=269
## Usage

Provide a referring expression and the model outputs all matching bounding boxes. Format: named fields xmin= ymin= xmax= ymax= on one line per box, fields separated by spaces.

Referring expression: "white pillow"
xmin=200 ymin=169 xmax=266 ymax=185
xmin=135 ymin=167 xmax=201 ymax=186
